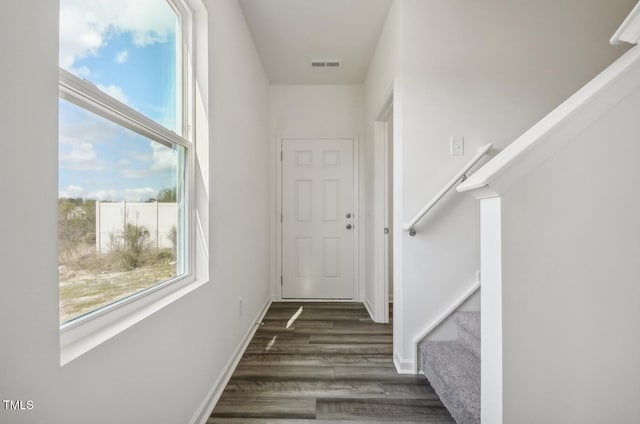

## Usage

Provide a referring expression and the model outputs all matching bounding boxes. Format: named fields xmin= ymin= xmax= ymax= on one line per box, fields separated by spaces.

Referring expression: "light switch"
xmin=450 ymin=136 xmax=464 ymax=156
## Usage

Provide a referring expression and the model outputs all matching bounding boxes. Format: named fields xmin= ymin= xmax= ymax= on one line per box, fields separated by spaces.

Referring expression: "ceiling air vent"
xmin=311 ymin=60 xmax=341 ymax=68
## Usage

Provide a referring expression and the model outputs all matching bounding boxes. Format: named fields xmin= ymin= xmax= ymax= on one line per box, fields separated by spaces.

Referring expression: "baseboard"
xmin=273 ymin=298 xmax=360 ymax=302
xmin=363 ymin=295 xmax=375 ymax=321
xmin=189 ymin=296 xmax=272 ymax=424
xmin=393 ymin=352 xmax=415 ymax=375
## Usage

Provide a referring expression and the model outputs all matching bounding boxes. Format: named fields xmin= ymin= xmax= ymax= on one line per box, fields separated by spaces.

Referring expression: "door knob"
xmin=346 ymin=224 xmax=353 ymax=230
xmin=345 ymin=213 xmax=352 ymax=218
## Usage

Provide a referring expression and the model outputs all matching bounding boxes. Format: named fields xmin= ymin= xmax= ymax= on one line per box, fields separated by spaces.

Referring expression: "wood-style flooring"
xmin=208 ymin=302 xmax=454 ymax=423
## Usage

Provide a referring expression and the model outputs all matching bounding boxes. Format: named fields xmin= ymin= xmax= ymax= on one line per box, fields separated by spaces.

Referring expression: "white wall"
xmin=270 ymin=85 xmax=364 ymax=138
xmin=363 ymin=0 xmax=400 ymax=326
xmin=0 ymin=0 xmax=271 ymax=423
xmin=269 ymin=85 xmax=365 ymax=299
xmin=364 ymin=0 xmax=636 ymax=371
xmin=0 ymin=2 xmax=60 ymax=422
xmin=500 ymin=82 xmax=640 ymax=424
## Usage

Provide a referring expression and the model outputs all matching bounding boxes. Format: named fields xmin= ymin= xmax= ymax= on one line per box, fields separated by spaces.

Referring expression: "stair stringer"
xmin=411 ymin=280 xmax=480 ymax=374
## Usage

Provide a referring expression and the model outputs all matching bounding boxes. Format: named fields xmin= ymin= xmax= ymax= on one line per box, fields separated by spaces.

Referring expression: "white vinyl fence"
xmin=96 ymin=201 xmax=177 ymax=253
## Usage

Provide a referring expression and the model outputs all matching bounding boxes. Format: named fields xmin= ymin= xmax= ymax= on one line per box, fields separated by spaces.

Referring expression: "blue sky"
xmin=59 ymin=0 xmax=179 ymax=202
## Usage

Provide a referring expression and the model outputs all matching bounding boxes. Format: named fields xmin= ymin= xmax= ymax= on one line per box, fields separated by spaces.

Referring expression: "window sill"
xmin=60 ymin=274 xmax=209 ymax=366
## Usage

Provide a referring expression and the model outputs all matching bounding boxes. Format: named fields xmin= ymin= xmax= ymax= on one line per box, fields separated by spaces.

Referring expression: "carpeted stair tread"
xmin=420 ymin=340 xmax=480 ymax=424
xmin=454 ymin=312 xmax=480 ymax=359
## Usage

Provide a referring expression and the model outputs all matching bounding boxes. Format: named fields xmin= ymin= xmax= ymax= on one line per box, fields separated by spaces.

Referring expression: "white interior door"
xmin=282 ymin=139 xmax=354 ymax=299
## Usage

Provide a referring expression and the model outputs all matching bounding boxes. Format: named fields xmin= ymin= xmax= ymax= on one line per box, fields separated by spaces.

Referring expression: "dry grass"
xmin=59 ymin=248 xmax=177 ymax=323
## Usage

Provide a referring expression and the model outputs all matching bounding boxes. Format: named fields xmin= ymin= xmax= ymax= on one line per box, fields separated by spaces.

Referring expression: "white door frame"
xmin=369 ymin=92 xmax=394 ymax=323
xmin=275 ymin=137 xmax=360 ymax=301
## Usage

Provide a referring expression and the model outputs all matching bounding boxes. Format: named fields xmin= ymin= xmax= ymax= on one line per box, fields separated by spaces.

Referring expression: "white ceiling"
xmin=238 ymin=0 xmax=392 ymax=85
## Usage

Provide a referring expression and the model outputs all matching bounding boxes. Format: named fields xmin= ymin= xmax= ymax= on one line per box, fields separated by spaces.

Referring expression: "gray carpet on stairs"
xmin=419 ymin=311 xmax=480 ymax=424
xmin=454 ymin=312 xmax=480 ymax=359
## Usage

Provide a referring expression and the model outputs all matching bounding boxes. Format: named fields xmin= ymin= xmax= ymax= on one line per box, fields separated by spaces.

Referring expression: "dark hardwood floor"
xmin=208 ymin=302 xmax=454 ymax=423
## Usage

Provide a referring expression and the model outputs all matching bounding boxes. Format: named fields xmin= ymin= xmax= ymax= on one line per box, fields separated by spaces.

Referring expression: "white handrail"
xmin=404 ymin=143 xmax=493 ymax=236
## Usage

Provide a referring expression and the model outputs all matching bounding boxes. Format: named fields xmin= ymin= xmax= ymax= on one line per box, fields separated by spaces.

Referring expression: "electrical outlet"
xmin=450 ymin=136 xmax=464 ymax=156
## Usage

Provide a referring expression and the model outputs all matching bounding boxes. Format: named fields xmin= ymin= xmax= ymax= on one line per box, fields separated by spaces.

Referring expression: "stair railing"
xmin=404 ymin=143 xmax=493 ymax=236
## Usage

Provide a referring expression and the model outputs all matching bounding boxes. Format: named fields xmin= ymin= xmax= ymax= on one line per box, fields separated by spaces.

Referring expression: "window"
xmin=58 ymin=0 xmax=192 ymax=325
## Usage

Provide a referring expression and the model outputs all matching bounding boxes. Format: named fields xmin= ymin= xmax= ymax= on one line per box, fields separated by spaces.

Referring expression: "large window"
xmin=58 ymin=0 xmax=191 ymax=324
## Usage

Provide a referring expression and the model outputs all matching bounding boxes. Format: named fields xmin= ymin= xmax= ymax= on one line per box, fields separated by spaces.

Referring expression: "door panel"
xmin=282 ymin=139 xmax=354 ymax=299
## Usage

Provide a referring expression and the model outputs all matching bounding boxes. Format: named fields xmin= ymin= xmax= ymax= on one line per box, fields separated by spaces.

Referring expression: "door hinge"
xmin=280 ymin=213 xmax=283 ymax=223
xmin=280 ymin=151 xmax=283 ymax=161
xmin=280 ymin=276 xmax=283 ymax=286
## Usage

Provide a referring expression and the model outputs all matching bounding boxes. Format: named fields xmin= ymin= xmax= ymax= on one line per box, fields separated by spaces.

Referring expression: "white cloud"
xmin=150 ymin=142 xmax=177 ymax=171
xmin=59 ymin=185 xmax=86 ymax=199
xmin=127 ymin=151 xmax=153 ymax=163
xmin=59 ymin=185 xmax=160 ymax=202
xmin=123 ymin=188 xmax=158 ymax=202
xmin=59 ymin=5 xmax=105 ymax=69
xmin=97 ymin=84 xmax=129 ymax=103
xmin=87 ymin=187 xmax=158 ymax=202
xmin=115 ymin=0 xmax=176 ymax=47
xmin=68 ymin=142 xmax=97 ymax=162
xmin=60 ymin=111 xmax=122 ymax=146
xmin=60 ymin=142 xmax=108 ymax=171
xmin=72 ymin=66 xmax=92 ymax=78
xmin=121 ymin=169 xmax=149 ymax=179
xmin=59 ymin=113 xmax=123 ymax=171
xmin=60 ymin=0 xmax=176 ymax=70
xmin=116 ymin=50 xmax=129 ymax=64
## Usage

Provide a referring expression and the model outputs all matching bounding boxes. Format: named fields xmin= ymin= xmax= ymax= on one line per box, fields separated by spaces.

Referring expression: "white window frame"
xmin=58 ymin=0 xmax=206 ymax=366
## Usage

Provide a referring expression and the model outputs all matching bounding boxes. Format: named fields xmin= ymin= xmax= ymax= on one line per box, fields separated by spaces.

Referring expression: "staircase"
xmin=419 ymin=311 xmax=480 ymax=424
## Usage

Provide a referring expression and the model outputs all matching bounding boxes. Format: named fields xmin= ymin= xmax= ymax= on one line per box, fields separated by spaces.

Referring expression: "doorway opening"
xmin=383 ymin=108 xmax=394 ymax=322
xmin=368 ymin=91 xmax=394 ymax=324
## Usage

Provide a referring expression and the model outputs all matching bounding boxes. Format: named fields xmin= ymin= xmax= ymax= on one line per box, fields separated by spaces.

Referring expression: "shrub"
xmin=116 ymin=224 xmax=150 ymax=270
xmin=58 ymin=198 xmax=96 ymax=263
xmin=168 ymin=225 xmax=177 ymax=259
